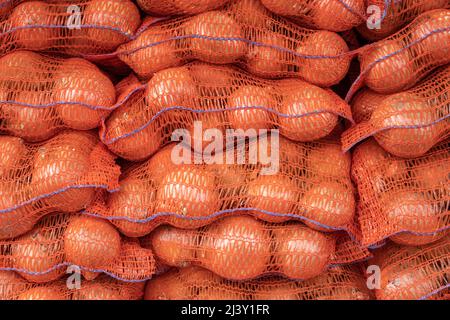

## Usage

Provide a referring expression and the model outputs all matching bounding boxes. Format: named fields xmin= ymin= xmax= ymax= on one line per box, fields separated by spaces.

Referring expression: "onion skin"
xmin=296 ymin=31 xmax=351 ymax=87
xmin=54 ymin=58 xmax=115 ymax=130
xmin=18 ymin=286 xmax=67 ymax=300
xmin=183 ymin=11 xmax=247 ymax=64
xmin=12 ymin=226 xmax=65 ymax=283
xmin=64 ymin=216 xmax=121 ymax=269
xmin=279 ymin=81 xmax=338 ymax=142
xmin=199 ymin=215 xmax=270 ymax=280
xmin=10 ymin=1 xmax=57 ymax=51
xmin=155 ymin=166 xmax=220 ymax=225
xmin=273 ymin=224 xmax=335 ymax=280
xmin=246 ymin=175 xmax=299 ymax=223
xmin=107 ymin=177 xmax=156 ymax=238
xmin=301 ymin=182 xmax=355 ymax=231
xmin=360 ymin=41 xmax=415 ymax=94
xmin=31 ymin=131 xmax=97 ymax=212
xmin=227 ymin=85 xmax=276 ymax=132
xmin=118 ymin=28 xmax=181 ymax=79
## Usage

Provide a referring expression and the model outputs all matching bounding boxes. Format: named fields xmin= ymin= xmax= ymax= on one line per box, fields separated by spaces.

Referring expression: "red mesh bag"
xmin=138 ymin=215 xmax=370 ymax=281
xmin=259 ymin=0 xmax=366 ymax=32
xmin=86 ymin=134 xmax=360 ymax=238
xmin=116 ymin=0 xmax=352 ymax=87
xmin=0 ymin=0 xmax=141 ymax=56
xmin=136 ymin=0 xmax=230 ymax=16
xmin=372 ymin=236 xmax=449 ymax=300
xmin=0 ymin=272 xmax=145 ymax=300
xmin=0 ymin=51 xmax=123 ymax=140
xmin=348 ymin=9 xmax=450 ymax=98
xmin=351 ymin=139 xmax=449 ymax=247
xmin=0 ymin=213 xmax=156 ymax=283
xmin=343 ymin=64 xmax=450 ymax=158
xmin=101 ymin=63 xmax=354 ymax=161
xmin=144 ymin=265 xmax=373 ymax=300
xmin=0 ymin=130 xmax=120 ymax=240
xmin=357 ymin=0 xmax=450 ymax=41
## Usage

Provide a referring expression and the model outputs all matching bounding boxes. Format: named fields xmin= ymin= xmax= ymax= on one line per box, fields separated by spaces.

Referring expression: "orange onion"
xmin=246 ymin=174 xmax=299 ymax=223
xmin=278 ymin=80 xmax=338 ymax=141
xmin=227 ymin=85 xmax=275 ymax=132
xmin=273 ymin=224 xmax=335 ymax=279
xmin=10 ymin=1 xmax=57 ymax=51
xmin=296 ymin=31 xmax=351 ymax=87
xmin=301 ymin=182 xmax=355 ymax=231
xmin=31 ymin=131 xmax=97 ymax=212
xmin=53 ymin=58 xmax=115 ymax=130
xmin=118 ymin=27 xmax=181 ymax=79
xmin=183 ymin=11 xmax=247 ymax=64
xmin=64 ymin=216 xmax=121 ymax=269
xmin=360 ymin=40 xmax=416 ymax=94
xmin=199 ymin=215 xmax=270 ymax=280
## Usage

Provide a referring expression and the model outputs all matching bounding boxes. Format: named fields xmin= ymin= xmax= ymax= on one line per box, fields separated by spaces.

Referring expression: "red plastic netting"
xmin=0 ymin=272 xmax=145 ymax=300
xmin=0 ymin=213 xmax=156 ymax=283
xmin=351 ymin=139 xmax=449 ymax=247
xmin=101 ymin=63 xmax=353 ymax=161
xmin=0 ymin=130 xmax=120 ymax=240
xmin=343 ymin=64 xmax=450 ymax=158
xmin=0 ymin=0 xmax=141 ymax=56
xmin=144 ymin=265 xmax=373 ymax=300
xmin=136 ymin=0 xmax=230 ymax=16
xmin=259 ymin=0 xmax=366 ymax=32
xmin=372 ymin=236 xmax=449 ymax=300
xmin=357 ymin=0 xmax=450 ymax=41
xmin=0 ymin=51 xmax=128 ymax=141
xmin=116 ymin=0 xmax=353 ymax=87
xmin=86 ymin=133 xmax=360 ymax=238
xmin=348 ymin=9 xmax=450 ymax=98
xmin=139 ymin=215 xmax=371 ymax=281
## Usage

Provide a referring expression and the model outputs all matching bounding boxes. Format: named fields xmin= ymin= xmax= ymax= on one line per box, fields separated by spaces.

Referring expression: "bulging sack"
xmin=0 ymin=51 xmax=119 ymax=141
xmin=0 ymin=272 xmax=145 ymax=300
xmin=0 ymin=214 xmax=156 ymax=283
xmin=343 ymin=64 xmax=450 ymax=158
xmin=349 ymin=9 xmax=450 ymax=97
xmin=259 ymin=0 xmax=366 ymax=32
xmin=351 ymin=139 xmax=449 ymax=247
xmin=86 ymin=134 xmax=359 ymax=238
xmin=0 ymin=130 xmax=120 ymax=240
xmin=101 ymin=63 xmax=353 ymax=161
xmin=116 ymin=0 xmax=352 ymax=86
xmin=0 ymin=0 xmax=141 ymax=56
xmin=357 ymin=0 xmax=450 ymax=41
xmin=144 ymin=265 xmax=372 ymax=300
xmin=372 ymin=236 xmax=449 ymax=300
xmin=141 ymin=216 xmax=370 ymax=281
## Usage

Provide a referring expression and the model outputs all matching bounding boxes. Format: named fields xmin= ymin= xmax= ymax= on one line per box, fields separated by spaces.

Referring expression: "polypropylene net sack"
xmin=87 ymin=132 xmax=360 ymax=238
xmin=0 ymin=272 xmax=145 ymax=300
xmin=342 ymin=64 xmax=450 ymax=158
xmin=259 ymin=0 xmax=366 ymax=32
xmin=348 ymin=9 xmax=450 ymax=98
xmin=351 ymin=139 xmax=449 ymax=247
xmin=0 ymin=0 xmax=141 ymax=56
xmin=357 ymin=0 xmax=450 ymax=41
xmin=136 ymin=0 xmax=230 ymax=16
xmin=0 ymin=130 xmax=120 ymax=240
xmin=101 ymin=62 xmax=354 ymax=161
xmin=141 ymin=216 xmax=370 ymax=281
xmin=349 ymin=88 xmax=388 ymax=124
xmin=0 ymin=51 xmax=122 ymax=141
xmin=144 ymin=265 xmax=372 ymax=300
xmin=0 ymin=213 xmax=156 ymax=283
xmin=372 ymin=236 xmax=449 ymax=300
xmin=116 ymin=0 xmax=352 ymax=87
